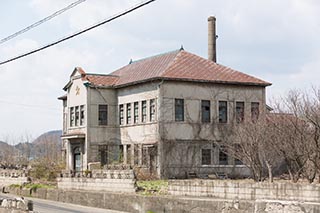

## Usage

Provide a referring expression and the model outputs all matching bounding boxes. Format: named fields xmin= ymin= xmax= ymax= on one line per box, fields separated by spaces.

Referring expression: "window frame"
xmin=218 ymin=101 xmax=228 ymax=123
xmin=150 ymin=99 xmax=156 ymax=122
xmin=175 ymin=98 xmax=184 ymax=122
xmin=201 ymin=100 xmax=211 ymax=123
xmin=251 ymin=102 xmax=260 ymax=122
xmin=119 ymin=104 xmax=124 ymax=125
xmin=98 ymin=104 xmax=108 ymax=126
xmin=142 ymin=100 xmax=147 ymax=123
xmin=201 ymin=149 xmax=212 ymax=165
xmin=80 ymin=105 xmax=85 ymax=126
xmin=134 ymin=102 xmax=139 ymax=124
xmin=126 ymin=103 xmax=132 ymax=124
xmin=235 ymin=101 xmax=245 ymax=123
xmin=70 ymin=107 xmax=75 ymax=127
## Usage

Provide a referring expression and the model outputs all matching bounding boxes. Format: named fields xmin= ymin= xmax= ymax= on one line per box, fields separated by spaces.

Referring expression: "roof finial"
xmin=129 ymin=59 xmax=133 ymax=64
xmin=180 ymin=45 xmax=184 ymax=51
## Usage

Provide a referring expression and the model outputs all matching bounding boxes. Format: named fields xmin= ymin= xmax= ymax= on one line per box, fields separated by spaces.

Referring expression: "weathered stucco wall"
xmin=160 ymin=81 xmax=266 ymax=140
xmin=159 ymin=81 xmax=265 ymax=178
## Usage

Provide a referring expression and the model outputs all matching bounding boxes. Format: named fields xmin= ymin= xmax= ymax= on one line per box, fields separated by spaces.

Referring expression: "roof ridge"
xmin=86 ymin=73 xmax=119 ymax=77
xmin=130 ymin=49 xmax=181 ymax=64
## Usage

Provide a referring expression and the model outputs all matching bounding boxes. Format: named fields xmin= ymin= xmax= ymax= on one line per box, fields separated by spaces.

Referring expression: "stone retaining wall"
xmin=3 ymin=186 xmax=320 ymax=213
xmin=168 ymin=180 xmax=320 ymax=203
xmin=58 ymin=169 xmax=136 ymax=192
xmin=0 ymin=198 xmax=32 ymax=213
xmin=0 ymin=169 xmax=29 ymax=187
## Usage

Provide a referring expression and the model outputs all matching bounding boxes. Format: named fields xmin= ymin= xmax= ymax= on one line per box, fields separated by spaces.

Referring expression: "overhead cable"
xmin=0 ymin=0 xmax=86 ymax=45
xmin=0 ymin=0 xmax=156 ymax=66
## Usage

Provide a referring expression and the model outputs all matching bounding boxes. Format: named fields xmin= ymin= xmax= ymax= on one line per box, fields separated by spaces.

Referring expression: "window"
xmin=201 ymin=149 xmax=211 ymax=165
xmin=150 ymin=99 xmax=156 ymax=122
xmin=234 ymin=144 xmax=243 ymax=165
xmin=70 ymin=107 xmax=75 ymax=127
xmin=219 ymin=146 xmax=228 ymax=165
xmin=201 ymin=100 xmax=211 ymax=123
xmin=134 ymin=102 xmax=139 ymax=124
xmin=98 ymin=105 xmax=108 ymax=125
xmin=219 ymin=101 xmax=228 ymax=123
xmin=119 ymin=104 xmax=124 ymax=125
xmin=251 ymin=102 xmax=260 ymax=122
xmin=127 ymin=103 xmax=131 ymax=124
xmin=75 ymin=106 xmax=79 ymax=126
xmin=236 ymin=102 xmax=244 ymax=123
xmin=80 ymin=105 xmax=85 ymax=126
xmin=142 ymin=101 xmax=147 ymax=122
xmin=175 ymin=99 xmax=184 ymax=121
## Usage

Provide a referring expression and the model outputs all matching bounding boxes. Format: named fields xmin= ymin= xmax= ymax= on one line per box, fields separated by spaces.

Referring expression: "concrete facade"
xmin=59 ymin=48 xmax=269 ymax=179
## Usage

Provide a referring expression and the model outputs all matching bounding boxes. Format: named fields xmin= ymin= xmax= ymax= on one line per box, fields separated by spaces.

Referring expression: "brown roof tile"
xmin=79 ymin=49 xmax=271 ymax=88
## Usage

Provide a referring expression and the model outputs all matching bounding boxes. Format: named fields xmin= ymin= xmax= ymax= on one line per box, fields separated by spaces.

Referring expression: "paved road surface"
xmin=0 ymin=193 xmax=127 ymax=213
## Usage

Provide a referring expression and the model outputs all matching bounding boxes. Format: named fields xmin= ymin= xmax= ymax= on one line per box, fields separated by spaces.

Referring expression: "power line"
xmin=0 ymin=100 xmax=60 ymax=111
xmin=0 ymin=0 xmax=156 ymax=66
xmin=0 ymin=0 xmax=86 ymax=45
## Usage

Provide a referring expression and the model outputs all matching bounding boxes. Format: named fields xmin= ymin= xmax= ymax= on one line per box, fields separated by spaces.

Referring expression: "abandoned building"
xmin=58 ymin=17 xmax=271 ymax=179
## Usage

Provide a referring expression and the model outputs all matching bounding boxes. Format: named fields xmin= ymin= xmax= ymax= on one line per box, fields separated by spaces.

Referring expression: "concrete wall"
xmin=168 ymin=180 xmax=320 ymax=203
xmin=0 ymin=169 xmax=29 ymax=186
xmin=5 ymin=186 xmax=320 ymax=213
xmin=159 ymin=81 xmax=265 ymax=178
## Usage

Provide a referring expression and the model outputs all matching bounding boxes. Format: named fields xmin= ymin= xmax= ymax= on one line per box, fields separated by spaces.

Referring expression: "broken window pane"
xmin=201 ymin=100 xmax=211 ymax=123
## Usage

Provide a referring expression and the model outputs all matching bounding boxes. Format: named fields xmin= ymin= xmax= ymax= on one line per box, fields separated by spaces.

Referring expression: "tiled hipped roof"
xmin=80 ymin=49 xmax=271 ymax=88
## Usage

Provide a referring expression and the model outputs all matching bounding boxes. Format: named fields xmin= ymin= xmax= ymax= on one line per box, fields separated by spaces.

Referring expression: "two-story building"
xmin=59 ymin=17 xmax=271 ymax=179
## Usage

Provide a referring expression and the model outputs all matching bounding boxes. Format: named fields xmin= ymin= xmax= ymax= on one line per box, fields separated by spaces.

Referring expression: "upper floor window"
xmin=142 ymin=101 xmax=147 ymax=123
xmin=201 ymin=100 xmax=211 ymax=123
xmin=98 ymin=105 xmax=108 ymax=125
xmin=150 ymin=99 xmax=156 ymax=122
xmin=251 ymin=102 xmax=260 ymax=122
xmin=119 ymin=104 xmax=124 ymax=125
xmin=236 ymin=102 xmax=244 ymax=123
xmin=80 ymin=105 xmax=85 ymax=126
xmin=75 ymin=106 xmax=79 ymax=126
xmin=219 ymin=101 xmax=228 ymax=123
xmin=134 ymin=102 xmax=139 ymax=124
xmin=127 ymin=103 xmax=131 ymax=124
xmin=70 ymin=107 xmax=75 ymax=127
xmin=175 ymin=99 xmax=184 ymax=121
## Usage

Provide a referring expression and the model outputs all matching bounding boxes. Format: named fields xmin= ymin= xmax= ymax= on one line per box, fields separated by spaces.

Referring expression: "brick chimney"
xmin=208 ymin=16 xmax=217 ymax=62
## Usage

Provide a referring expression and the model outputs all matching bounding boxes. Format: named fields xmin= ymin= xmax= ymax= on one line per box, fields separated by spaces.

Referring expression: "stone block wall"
xmin=0 ymin=198 xmax=32 ymax=213
xmin=0 ymin=169 xmax=29 ymax=187
xmin=168 ymin=180 xmax=320 ymax=203
xmin=58 ymin=169 xmax=136 ymax=193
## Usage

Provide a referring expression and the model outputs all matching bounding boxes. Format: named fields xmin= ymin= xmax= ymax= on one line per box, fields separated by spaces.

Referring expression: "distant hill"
xmin=0 ymin=130 xmax=62 ymax=164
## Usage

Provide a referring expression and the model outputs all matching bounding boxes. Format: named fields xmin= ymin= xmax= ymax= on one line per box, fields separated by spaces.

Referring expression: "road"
xmin=0 ymin=193 xmax=127 ymax=213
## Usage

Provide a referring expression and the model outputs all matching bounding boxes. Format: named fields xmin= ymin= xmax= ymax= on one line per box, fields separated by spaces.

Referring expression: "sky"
xmin=0 ymin=0 xmax=319 ymax=141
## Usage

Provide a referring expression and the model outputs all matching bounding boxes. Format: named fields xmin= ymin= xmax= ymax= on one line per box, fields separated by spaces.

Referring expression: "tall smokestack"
xmin=208 ymin=16 xmax=217 ymax=62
